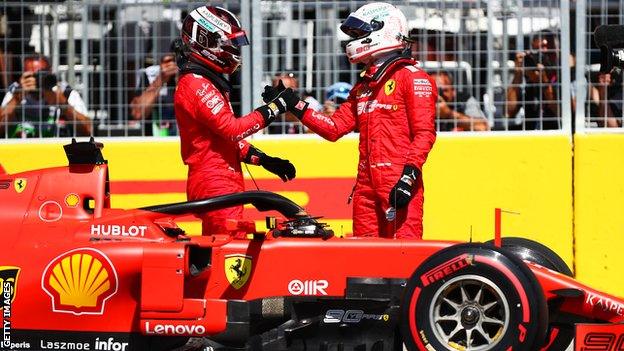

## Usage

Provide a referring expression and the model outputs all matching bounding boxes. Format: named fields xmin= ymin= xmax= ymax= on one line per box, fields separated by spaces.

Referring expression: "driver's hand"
xmin=261 ymin=155 xmax=296 ymax=182
xmin=389 ymin=165 xmax=420 ymax=209
xmin=261 ymin=80 xmax=287 ymax=104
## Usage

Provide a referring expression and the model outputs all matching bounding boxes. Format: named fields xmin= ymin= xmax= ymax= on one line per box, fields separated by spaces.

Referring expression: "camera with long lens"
xmin=523 ymin=51 xmax=539 ymax=68
xmin=599 ymin=47 xmax=624 ymax=73
xmin=594 ymin=25 xmax=624 ymax=73
xmin=34 ymin=70 xmax=58 ymax=91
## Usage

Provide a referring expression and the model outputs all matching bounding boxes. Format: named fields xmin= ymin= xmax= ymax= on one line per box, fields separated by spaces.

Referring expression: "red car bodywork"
xmin=1 ymin=141 xmax=623 ymax=351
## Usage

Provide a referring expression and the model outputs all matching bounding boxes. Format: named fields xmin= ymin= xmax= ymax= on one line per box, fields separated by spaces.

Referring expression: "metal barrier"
xmin=576 ymin=0 xmax=624 ymax=131
xmin=0 ymin=0 xmax=611 ymax=138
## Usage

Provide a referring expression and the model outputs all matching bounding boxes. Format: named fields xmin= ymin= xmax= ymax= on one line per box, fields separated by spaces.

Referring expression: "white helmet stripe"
xmin=197 ymin=6 xmax=232 ymax=34
xmin=191 ymin=22 xmax=198 ymax=41
xmin=190 ymin=10 xmax=218 ymax=33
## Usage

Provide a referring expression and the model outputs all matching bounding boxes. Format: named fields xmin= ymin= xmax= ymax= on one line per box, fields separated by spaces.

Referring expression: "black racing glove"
xmin=261 ymin=155 xmax=296 ymax=182
xmin=261 ymin=80 xmax=309 ymax=120
xmin=244 ymin=145 xmax=296 ymax=182
xmin=255 ymin=83 xmax=291 ymax=126
xmin=261 ymin=80 xmax=287 ymax=102
xmin=388 ymin=165 xmax=420 ymax=209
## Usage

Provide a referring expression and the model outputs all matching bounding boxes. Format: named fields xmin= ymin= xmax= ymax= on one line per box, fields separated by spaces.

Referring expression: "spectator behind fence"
xmin=588 ymin=71 xmax=623 ymax=128
xmin=0 ymin=55 xmax=91 ymax=138
xmin=431 ymin=71 xmax=489 ymax=131
xmin=506 ymin=33 xmax=561 ymax=130
xmin=267 ymin=72 xmax=321 ymax=134
xmin=322 ymin=82 xmax=352 ymax=117
xmin=130 ymin=53 xmax=179 ymax=136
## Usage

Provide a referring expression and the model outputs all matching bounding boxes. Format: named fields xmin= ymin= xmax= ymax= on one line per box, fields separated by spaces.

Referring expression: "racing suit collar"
xmin=372 ymin=52 xmax=401 ymax=68
xmin=180 ymin=61 xmax=232 ymax=94
xmin=359 ymin=52 xmax=416 ymax=86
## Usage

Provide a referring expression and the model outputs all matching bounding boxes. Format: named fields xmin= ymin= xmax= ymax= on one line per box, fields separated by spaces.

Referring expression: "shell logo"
xmin=65 ymin=193 xmax=80 ymax=207
xmin=41 ymin=248 xmax=118 ymax=315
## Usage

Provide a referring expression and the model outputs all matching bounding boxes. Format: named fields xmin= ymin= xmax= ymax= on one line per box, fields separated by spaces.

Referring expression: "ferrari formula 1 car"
xmin=1 ymin=139 xmax=623 ymax=351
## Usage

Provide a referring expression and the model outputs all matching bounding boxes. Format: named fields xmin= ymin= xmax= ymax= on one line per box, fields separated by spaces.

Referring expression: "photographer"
xmin=0 ymin=55 xmax=91 ymax=138
xmin=506 ymin=35 xmax=561 ymax=130
xmin=588 ymin=71 xmax=622 ymax=127
xmin=130 ymin=52 xmax=179 ymax=136
xmin=432 ymin=71 xmax=489 ymax=131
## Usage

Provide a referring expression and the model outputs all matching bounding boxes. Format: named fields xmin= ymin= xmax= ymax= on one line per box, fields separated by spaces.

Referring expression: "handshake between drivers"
xmin=255 ymin=80 xmax=309 ymax=124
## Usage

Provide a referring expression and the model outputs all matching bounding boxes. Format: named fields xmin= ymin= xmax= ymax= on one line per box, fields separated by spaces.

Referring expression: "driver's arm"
xmin=238 ymin=140 xmax=260 ymax=165
xmin=180 ymin=75 xmax=269 ymax=142
xmin=299 ymin=95 xmax=357 ymax=142
xmin=403 ymin=71 xmax=437 ymax=169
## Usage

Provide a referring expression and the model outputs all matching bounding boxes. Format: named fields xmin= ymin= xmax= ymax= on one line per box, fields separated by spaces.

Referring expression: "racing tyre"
xmin=400 ymin=243 xmax=548 ymax=351
xmin=486 ymin=237 xmax=572 ymax=276
xmin=487 ymin=237 xmax=574 ymax=351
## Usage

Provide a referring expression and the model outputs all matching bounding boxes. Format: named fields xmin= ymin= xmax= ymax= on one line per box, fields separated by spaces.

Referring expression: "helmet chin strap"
xmin=370 ymin=51 xmax=401 ymax=67
xmin=359 ymin=51 xmax=414 ymax=86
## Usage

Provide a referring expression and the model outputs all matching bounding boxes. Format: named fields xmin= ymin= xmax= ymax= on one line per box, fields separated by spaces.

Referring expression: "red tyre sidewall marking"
xmin=540 ymin=326 xmax=560 ymax=351
xmin=408 ymin=286 xmax=428 ymax=350
xmin=420 ymin=254 xmax=470 ymax=287
xmin=475 ymin=256 xmax=530 ymax=322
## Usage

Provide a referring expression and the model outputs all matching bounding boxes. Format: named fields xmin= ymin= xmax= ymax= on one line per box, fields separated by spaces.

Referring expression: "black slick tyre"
xmin=487 ymin=237 xmax=574 ymax=351
xmin=400 ymin=243 xmax=548 ymax=351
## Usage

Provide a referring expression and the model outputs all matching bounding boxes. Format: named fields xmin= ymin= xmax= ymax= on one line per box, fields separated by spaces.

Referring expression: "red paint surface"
xmin=495 ymin=207 xmax=502 ymax=247
xmin=575 ymin=323 xmax=624 ymax=351
xmin=5 ymin=163 xmax=624 ymax=340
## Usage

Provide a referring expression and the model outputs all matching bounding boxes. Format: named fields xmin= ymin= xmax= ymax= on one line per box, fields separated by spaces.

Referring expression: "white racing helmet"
xmin=340 ymin=2 xmax=409 ymax=64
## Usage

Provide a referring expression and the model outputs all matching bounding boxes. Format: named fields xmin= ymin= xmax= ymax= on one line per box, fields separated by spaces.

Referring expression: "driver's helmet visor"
xmin=226 ymin=30 xmax=250 ymax=47
xmin=340 ymin=14 xmax=376 ymax=39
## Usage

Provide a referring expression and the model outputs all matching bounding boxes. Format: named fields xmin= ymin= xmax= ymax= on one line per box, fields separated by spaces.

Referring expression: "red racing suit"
xmin=174 ymin=72 xmax=267 ymax=235
xmin=300 ymin=57 xmax=437 ymax=238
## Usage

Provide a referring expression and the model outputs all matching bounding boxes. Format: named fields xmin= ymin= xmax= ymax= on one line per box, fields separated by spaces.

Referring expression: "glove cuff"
xmin=289 ymin=100 xmax=309 ymax=120
xmin=244 ymin=145 xmax=266 ymax=166
xmin=255 ymin=104 xmax=280 ymax=126
xmin=402 ymin=165 xmax=420 ymax=182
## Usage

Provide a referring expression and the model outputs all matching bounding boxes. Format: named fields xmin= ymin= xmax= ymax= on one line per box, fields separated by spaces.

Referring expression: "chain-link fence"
xmin=257 ymin=0 xmax=570 ymax=134
xmin=0 ymin=0 xmax=613 ymax=138
xmin=577 ymin=0 xmax=624 ymax=131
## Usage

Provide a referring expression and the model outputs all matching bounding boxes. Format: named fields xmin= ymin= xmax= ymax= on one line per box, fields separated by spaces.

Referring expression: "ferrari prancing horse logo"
xmin=225 ymin=254 xmax=252 ymax=290
xmin=384 ymin=79 xmax=396 ymax=96
xmin=14 ymin=178 xmax=27 ymax=193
